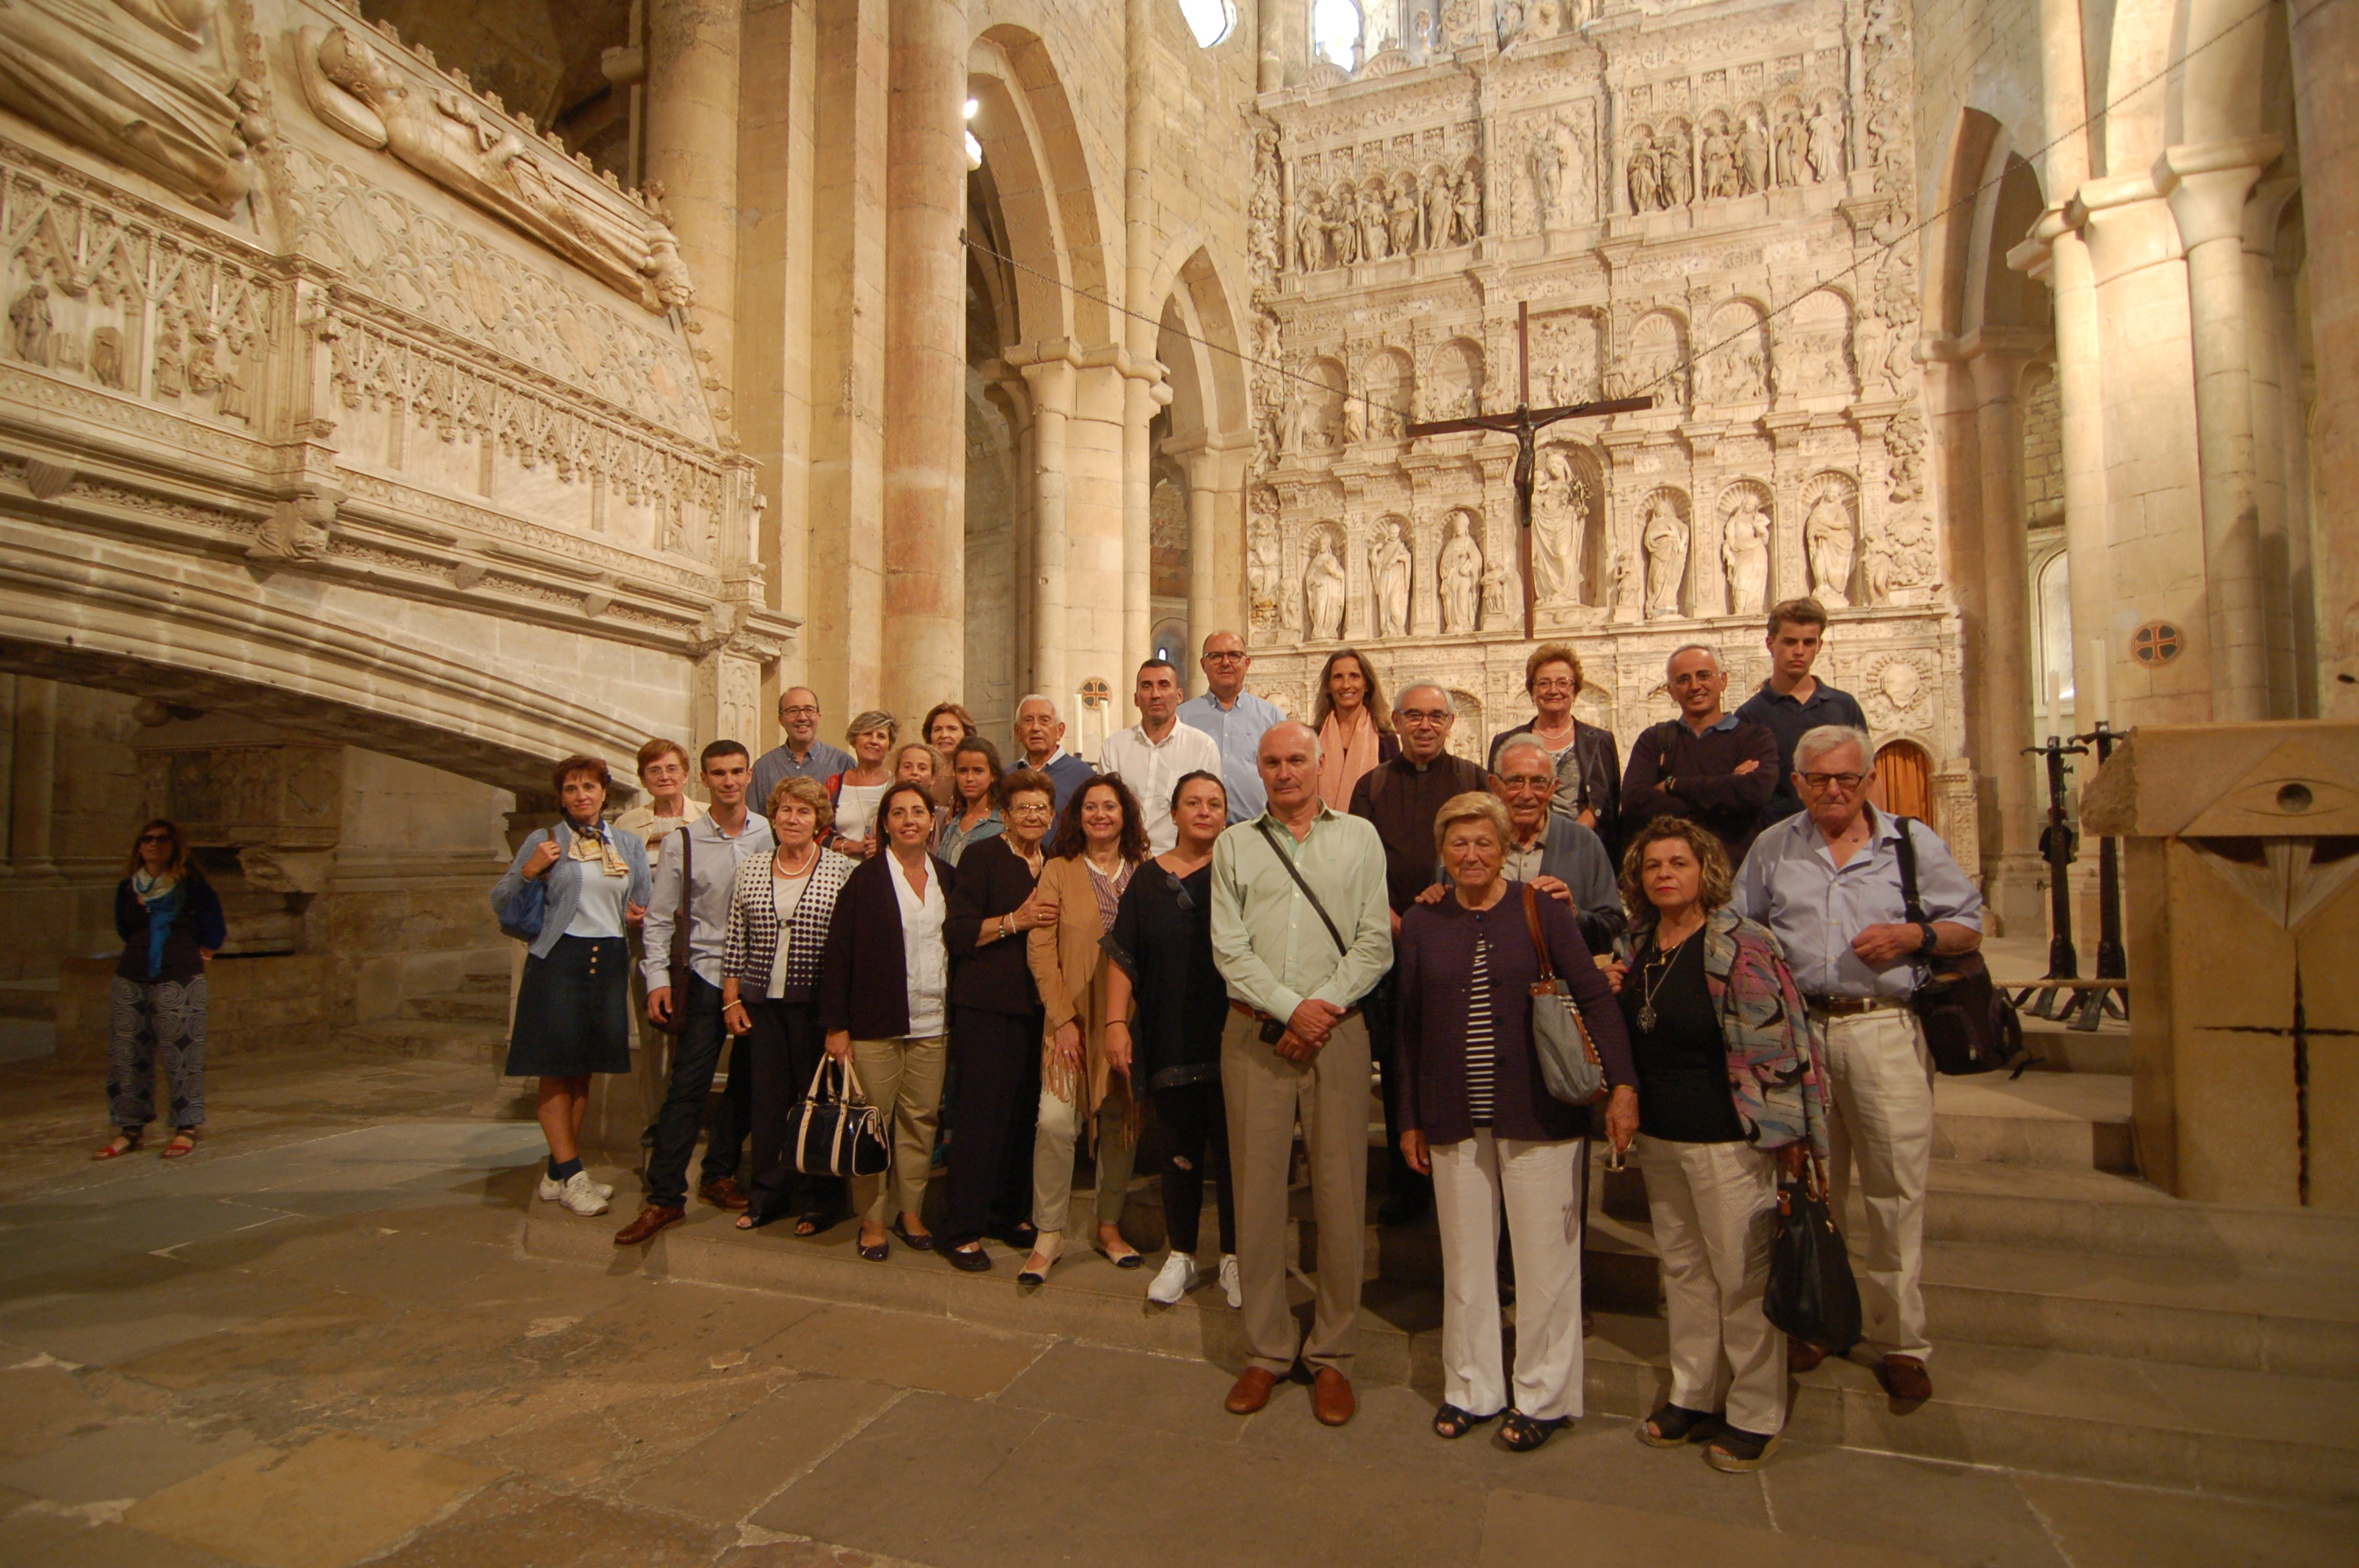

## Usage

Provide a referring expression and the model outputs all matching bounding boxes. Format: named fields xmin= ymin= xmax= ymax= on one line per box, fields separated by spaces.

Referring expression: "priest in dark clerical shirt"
xmin=1619 ymin=644 xmax=1779 ymax=862
xmin=1349 ymin=680 xmax=1487 ymax=1225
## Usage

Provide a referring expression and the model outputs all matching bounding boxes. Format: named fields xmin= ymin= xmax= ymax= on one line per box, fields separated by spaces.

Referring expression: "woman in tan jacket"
xmin=1021 ymin=774 xmax=1150 ymax=1282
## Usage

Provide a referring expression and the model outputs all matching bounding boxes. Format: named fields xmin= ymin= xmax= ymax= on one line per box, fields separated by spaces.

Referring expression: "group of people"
xmin=482 ymin=594 xmax=1979 ymax=1465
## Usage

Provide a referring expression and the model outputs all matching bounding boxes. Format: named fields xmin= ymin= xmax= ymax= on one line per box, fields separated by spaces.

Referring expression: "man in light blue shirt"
xmin=1177 ymin=630 xmax=1282 ymax=822
xmin=1732 ymin=724 xmax=1981 ymax=1404
xmin=749 ymin=687 xmax=856 ymax=815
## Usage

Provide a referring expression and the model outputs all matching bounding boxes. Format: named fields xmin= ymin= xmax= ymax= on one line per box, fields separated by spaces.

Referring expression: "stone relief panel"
xmin=1718 ymin=480 xmax=1775 ymax=619
xmin=1801 ymin=470 xmax=1859 ymax=608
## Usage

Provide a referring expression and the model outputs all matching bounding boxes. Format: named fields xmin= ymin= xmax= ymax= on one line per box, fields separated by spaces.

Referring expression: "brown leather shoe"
xmin=1312 ymin=1367 xmax=1356 ymax=1427
xmin=1787 ymin=1338 xmax=1829 ymax=1374
xmin=1224 ymin=1367 xmax=1278 ymax=1415
xmin=1880 ymin=1354 xmax=1932 ymax=1403
xmin=699 ymin=1178 xmax=750 ymax=1212
xmin=614 ymin=1204 xmax=685 ymax=1246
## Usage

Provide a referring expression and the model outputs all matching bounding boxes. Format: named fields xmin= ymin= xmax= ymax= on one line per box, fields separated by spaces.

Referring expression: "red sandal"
xmin=161 ymin=1131 xmax=198 ymax=1160
xmin=93 ymin=1133 xmax=142 ymax=1160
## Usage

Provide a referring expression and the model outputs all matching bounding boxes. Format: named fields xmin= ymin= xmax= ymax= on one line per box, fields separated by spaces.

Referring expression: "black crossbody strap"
xmin=1256 ymin=818 xmax=1350 ymax=957
xmin=1891 ymin=813 xmax=1927 ymax=924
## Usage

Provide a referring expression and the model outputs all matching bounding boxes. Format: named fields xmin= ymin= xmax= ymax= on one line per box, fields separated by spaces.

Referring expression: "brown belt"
xmin=1229 ymin=999 xmax=1360 ymax=1025
xmin=1809 ymin=994 xmax=1908 ymax=1017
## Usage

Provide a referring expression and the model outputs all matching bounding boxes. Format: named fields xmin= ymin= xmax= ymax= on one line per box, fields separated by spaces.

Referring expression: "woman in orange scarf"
xmin=1312 ymin=647 xmax=1399 ymax=808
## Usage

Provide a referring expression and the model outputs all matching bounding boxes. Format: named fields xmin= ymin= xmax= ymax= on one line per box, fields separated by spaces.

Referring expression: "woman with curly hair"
xmin=1020 ymin=773 xmax=1151 ymax=1281
xmin=1608 ymin=816 xmax=1829 ymax=1474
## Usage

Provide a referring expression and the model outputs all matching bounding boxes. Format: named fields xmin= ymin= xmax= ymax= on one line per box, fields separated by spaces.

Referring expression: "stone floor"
xmin=0 ymin=1051 xmax=2351 ymax=1568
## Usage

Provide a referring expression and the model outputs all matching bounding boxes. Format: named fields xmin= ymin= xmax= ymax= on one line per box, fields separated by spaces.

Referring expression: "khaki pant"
xmin=1432 ymin=1131 xmax=1584 ymax=1421
xmin=1820 ymin=1007 xmax=1936 ymax=1361
xmin=1223 ymin=1008 xmax=1369 ymax=1377
xmin=847 ymin=1033 xmax=947 ymax=1225
xmin=1033 ymin=1089 xmax=1136 ymax=1234
xmin=1639 ymin=1134 xmax=1784 ymax=1434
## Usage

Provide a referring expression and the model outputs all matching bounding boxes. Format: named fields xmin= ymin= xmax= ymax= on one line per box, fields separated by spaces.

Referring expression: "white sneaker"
xmin=555 ymin=1171 xmax=611 ymax=1216
xmin=538 ymin=1174 xmax=615 ymax=1203
xmin=1219 ymin=1254 xmax=1241 ymax=1309
xmin=1147 ymin=1250 xmax=1201 ymax=1305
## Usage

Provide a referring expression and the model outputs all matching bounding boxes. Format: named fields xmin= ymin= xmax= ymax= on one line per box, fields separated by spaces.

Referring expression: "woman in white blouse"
xmin=722 ymin=776 xmax=859 ymax=1234
xmin=827 ymin=711 xmax=898 ymax=857
xmin=816 ymin=780 xmax=961 ymax=1261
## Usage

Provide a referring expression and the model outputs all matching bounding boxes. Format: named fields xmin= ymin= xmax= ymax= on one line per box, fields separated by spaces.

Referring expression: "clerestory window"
xmin=1313 ymin=0 xmax=1362 ymax=71
xmin=1177 ymin=0 xmax=1238 ymax=48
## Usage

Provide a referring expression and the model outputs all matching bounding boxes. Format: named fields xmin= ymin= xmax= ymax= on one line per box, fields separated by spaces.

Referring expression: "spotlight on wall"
xmin=963 ymin=98 xmax=979 ymax=120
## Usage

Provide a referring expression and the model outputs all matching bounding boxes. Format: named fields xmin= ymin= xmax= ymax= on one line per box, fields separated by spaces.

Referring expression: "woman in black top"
xmin=1104 ymin=770 xmax=1238 ymax=1308
xmin=97 ymin=820 xmax=227 ymax=1160
xmin=938 ymin=768 xmax=1060 ymax=1271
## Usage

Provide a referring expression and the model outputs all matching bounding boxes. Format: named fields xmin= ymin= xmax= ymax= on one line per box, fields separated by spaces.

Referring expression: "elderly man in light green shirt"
xmin=1209 ymin=719 xmax=1392 ymax=1428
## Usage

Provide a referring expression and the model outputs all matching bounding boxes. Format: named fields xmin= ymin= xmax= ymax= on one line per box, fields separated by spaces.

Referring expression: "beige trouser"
xmin=1819 ymin=1007 xmax=1936 ymax=1361
xmin=1033 ymin=1090 xmax=1136 ymax=1233
xmin=1223 ymin=1007 xmax=1369 ymax=1377
xmin=1432 ymin=1131 xmax=1585 ymax=1421
xmin=1639 ymin=1134 xmax=1785 ymax=1434
xmin=847 ymin=1033 xmax=947 ymax=1225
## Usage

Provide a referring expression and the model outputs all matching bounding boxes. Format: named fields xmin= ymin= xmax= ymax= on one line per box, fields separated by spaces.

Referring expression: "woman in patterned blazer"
xmin=722 ymin=775 xmax=860 ymax=1234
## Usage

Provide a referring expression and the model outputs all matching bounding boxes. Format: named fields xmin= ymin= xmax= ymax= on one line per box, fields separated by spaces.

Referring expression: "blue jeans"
xmin=644 ymin=975 xmax=751 ymax=1208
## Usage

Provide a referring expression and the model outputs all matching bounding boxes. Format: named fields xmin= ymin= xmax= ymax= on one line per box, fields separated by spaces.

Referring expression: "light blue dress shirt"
xmin=1177 ymin=688 xmax=1285 ymax=822
xmin=1732 ymin=807 xmax=1983 ymax=1000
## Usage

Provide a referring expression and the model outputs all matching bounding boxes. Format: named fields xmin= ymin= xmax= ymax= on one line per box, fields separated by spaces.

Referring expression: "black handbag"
xmin=1893 ymin=817 xmax=2026 ymax=1075
xmin=790 ymin=1055 xmax=889 ymax=1178
xmin=1763 ymin=1147 xmax=1863 ymax=1356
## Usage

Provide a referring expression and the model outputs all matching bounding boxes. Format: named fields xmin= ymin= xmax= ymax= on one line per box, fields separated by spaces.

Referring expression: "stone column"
xmin=1015 ymin=350 xmax=1078 ymax=705
xmin=9 ymin=676 xmax=54 ymax=873
xmin=1966 ymin=331 xmax=2049 ymax=932
xmin=2243 ymin=179 xmax=2303 ymax=710
xmin=2157 ymin=139 xmax=2281 ymax=721
xmin=881 ymin=0 xmax=969 ymax=721
xmin=1181 ymin=445 xmax=1221 ymax=694
xmin=1068 ymin=353 xmax=1132 ymax=712
xmin=2290 ymin=0 xmax=2359 ymax=713
xmin=1123 ymin=369 xmax=1155 ymax=679
xmin=1257 ymin=0 xmax=1291 ymax=93
xmin=644 ymin=0 xmax=742 ymax=404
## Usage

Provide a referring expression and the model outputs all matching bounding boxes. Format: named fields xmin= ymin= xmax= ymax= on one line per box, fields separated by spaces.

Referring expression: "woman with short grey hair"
xmin=827 ymin=710 xmax=897 ymax=857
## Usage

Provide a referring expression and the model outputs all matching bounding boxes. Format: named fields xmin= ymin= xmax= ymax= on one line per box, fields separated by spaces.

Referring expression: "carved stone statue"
xmin=1774 ymin=107 xmax=1808 ymax=188
xmin=1700 ymin=125 xmax=1737 ymax=201
xmin=1389 ymin=176 xmax=1422 ymax=255
xmin=152 ymin=320 xmax=184 ymax=395
xmin=1281 ymin=387 xmax=1310 ymax=453
xmin=1859 ymin=519 xmax=1895 ymax=606
xmin=9 ymin=285 xmax=53 ymax=365
xmin=1425 ymin=168 xmax=1455 ymax=250
xmin=1807 ymin=494 xmax=1856 ymax=606
xmin=1360 ymin=185 xmax=1390 ymax=262
xmin=1738 ymin=114 xmax=1768 ymax=194
xmin=1248 ymin=514 xmax=1283 ymax=626
xmin=1452 ymin=165 xmax=1483 ymax=244
xmin=1808 ymin=102 xmax=1845 ymax=183
xmin=1532 ymin=449 xmax=1583 ymax=606
xmin=1328 ymin=200 xmax=1359 ymax=267
xmin=1627 ymin=132 xmax=1659 ymax=212
xmin=1528 ymin=131 xmax=1562 ymax=230
xmin=89 ymin=325 xmax=124 ymax=389
xmin=1642 ymin=495 xmax=1688 ymax=617
xmin=1372 ymin=520 xmax=1412 ymax=638
xmin=305 ymin=27 xmax=695 ymax=313
xmin=1438 ymin=512 xmax=1482 ymax=635
xmin=1305 ymin=532 xmax=1347 ymax=641
xmin=1659 ymin=123 xmax=1693 ymax=207
xmin=1480 ymin=556 xmax=1516 ymax=630
xmin=0 ymin=0 xmax=264 ymax=216
xmin=1721 ymin=491 xmax=1772 ymax=616
xmin=1296 ymin=196 xmax=1329 ymax=272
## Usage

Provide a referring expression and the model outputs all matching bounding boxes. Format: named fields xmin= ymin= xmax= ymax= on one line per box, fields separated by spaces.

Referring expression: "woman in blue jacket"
xmin=96 ymin=820 xmax=227 ymax=1160
xmin=492 ymin=755 xmax=652 ymax=1216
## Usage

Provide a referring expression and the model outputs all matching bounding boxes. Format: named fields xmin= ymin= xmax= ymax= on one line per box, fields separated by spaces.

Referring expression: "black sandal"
xmin=1637 ymin=1403 xmax=1719 ymax=1448
xmin=1432 ymin=1403 xmax=1496 ymax=1440
xmin=1499 ymin=1410 xmax=1570 ymax=1452
xmin=1705 ymin=1426 xmax=1782 ymax=1473
xmin=794 ymin=1211 xmax=827 ymax=1237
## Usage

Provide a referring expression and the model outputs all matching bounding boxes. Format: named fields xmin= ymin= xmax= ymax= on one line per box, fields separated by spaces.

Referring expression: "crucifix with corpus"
xmin=1403 ymin=301 xmax=1654 ymax=639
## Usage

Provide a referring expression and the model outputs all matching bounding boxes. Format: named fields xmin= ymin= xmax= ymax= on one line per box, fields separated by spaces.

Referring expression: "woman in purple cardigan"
xmin=1398 ymin=792 xmax=1634 ymax=1453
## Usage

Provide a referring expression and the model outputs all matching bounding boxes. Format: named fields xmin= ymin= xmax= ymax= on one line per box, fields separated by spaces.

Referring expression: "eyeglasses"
xmin=1007 ymin=802 xmax=1054 ymax=817
xmin=1163 ymin=869 xmax=1197 ymax=913
xmin=1800 ymin=771 xmax=1866 ymax=792
xmin=1398 ymin=710 xmax=1452 ymax=725
xmin=138 ymin=832 xmax=173 ymax=845
xmin=1497 ymin=774 xmax=1554 ymax=792
xmin=1202 ymin=652 xmax=1245 ymax=663
xmin=780 ymin=705 xmax=819 ymax=718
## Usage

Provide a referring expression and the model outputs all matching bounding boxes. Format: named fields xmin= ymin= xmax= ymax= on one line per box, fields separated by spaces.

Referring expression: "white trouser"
xmin=1430 ymin=1131 xmax=1584 ymax=1421
xmin=1637 ymin=1135 xmax=1784 ymax=1435
xmin=1819 ymin=1007 xmax=1935 ymax=1361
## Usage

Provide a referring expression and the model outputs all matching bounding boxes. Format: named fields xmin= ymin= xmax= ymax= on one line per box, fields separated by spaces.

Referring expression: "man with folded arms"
xmin=1620 ymin=644 xmax=1779 ymax=862
xmin=1210 ymin=720 xmax=1392 ymax=1426
xmin=1732 ymin=724 xmax=1982 ymax=1403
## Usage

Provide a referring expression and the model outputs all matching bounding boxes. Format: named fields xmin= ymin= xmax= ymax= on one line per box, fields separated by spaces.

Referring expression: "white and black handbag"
xmin=789 ymin=1055 xmax=890 ymax=1178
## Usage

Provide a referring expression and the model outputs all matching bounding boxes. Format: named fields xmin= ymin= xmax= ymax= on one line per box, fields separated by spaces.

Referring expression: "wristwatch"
xmin=1915 ymin=920 xmax=1938 ymax=954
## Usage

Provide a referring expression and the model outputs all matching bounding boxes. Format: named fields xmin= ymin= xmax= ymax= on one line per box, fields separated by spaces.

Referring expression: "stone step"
xmin=517 ymin=1203 xmax=2359 ymax=1508
xmin=0 ymin=978 xmax=57 ymax=1021
xmin=457 ymin=971 xmax=512 ymax=995
xmin=399 ymin=993 xmax=511 ymax=1025
xmin=1931 ymin=1072 xmax=2135 ymax=1171
xmin=2012 ymin=1013 xmax=2132 ymax=1076
xmin=339 ymin=1019 xmax=507 ymax=1065
xmin=1920 ymin=1159 xmax=2359 ymax=1274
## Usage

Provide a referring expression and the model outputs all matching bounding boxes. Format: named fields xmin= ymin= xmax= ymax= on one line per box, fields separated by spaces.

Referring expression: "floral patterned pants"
xmin=107 ymin=975 xmax=208 ymax=1132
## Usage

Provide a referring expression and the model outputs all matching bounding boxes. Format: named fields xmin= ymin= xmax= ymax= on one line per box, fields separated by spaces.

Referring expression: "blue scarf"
xmin=135 ymin=873 xmax=185 ymax=979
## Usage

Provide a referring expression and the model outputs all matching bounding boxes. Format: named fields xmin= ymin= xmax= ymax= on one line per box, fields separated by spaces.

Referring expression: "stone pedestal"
xmin=2081 ymin=722 xmax=2359 ymax=1208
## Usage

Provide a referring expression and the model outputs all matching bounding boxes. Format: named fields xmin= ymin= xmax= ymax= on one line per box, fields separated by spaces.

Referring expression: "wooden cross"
xmin=1403 ymin=302 xmax=1653 ymax=639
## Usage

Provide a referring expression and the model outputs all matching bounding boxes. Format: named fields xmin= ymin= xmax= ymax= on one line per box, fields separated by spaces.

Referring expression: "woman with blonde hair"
xmin=96 ymin=819 xmax=227 ymax=1160
xmin=1609 ymin=816 xmax=1828 ymax=1473
xmin=826 ymin=711 xmax=897 ymax=857
xmin=1021 ymin=774 xmax=1151 ymax=1281
xmin=1310 ymin=648 xmax=1398 ymax=808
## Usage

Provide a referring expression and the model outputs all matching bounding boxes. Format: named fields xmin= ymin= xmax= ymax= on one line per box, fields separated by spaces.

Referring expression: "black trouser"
xmin=1153 ymin=1078 xmax=1235 ymax=1257
xmin=937 ymin=1004 xmax=1041 ymax=1250
xmin=1366 ymin=984 xmax=1430 ymax=1214
xmin=743 ymin=996 xmax=845 ymax=1225
xmin=645 ymin=975 xmax=751 ymax=1209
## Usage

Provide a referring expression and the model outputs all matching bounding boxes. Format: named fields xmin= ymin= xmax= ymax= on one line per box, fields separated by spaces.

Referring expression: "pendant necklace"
xmin=1636 ymin=927 xmax=1696 ymax=1033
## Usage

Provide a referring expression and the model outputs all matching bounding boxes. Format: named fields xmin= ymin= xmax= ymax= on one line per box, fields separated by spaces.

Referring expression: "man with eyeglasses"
xmin=1619 ymin=644 xmax=1779 ymax=861
xmin=1487 ymin=737 xmax=1623 ymax=953
xmin=1178 ymin=630 xmax=1283 ymax=823
xmin=750 ymin=688 xmax=856 ymax=818
xmin=1348 ymin=681 xmax=1486 ymax=1225
xmin=1732 ymin=724 xmax=1982 ymax=1406
xmin=1736 ymin=597 xmax=1869 ymax=829
xmin=1012 ymin=693 xmax=1095 ymax=814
